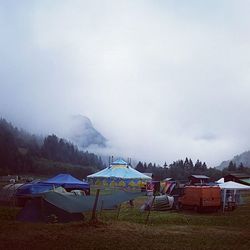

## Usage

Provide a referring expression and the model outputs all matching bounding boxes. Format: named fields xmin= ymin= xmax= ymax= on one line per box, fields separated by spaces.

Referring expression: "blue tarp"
xmin=42 ymin=174 xmax=90 ymax=189
xmin=15 ymin=183 xmax=56 ymax=196
xmin=16 ymin=174 xmax=90 ymax=196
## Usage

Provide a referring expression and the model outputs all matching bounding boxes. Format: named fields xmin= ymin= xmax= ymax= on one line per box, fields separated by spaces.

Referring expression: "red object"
xmin=179 ymin=186 xmax=221 ymax=211
xmin=146 ymin=182 xmax=154 ymax=191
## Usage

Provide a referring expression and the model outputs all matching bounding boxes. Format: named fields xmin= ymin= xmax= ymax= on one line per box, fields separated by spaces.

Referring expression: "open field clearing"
xmin=0 ymin=194 xmax=250 ymax=250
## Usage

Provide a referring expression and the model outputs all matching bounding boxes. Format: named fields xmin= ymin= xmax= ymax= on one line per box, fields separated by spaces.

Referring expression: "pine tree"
xmin=228 ymin=161 xmax=237 ymax=171
xmin=135 ymin=161 xmax=144 ymax=172
xmin=238 ymin=162 xmax=245 ymax=172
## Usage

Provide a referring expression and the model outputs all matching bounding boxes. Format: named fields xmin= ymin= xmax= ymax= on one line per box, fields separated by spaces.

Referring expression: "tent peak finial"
xmin=111 ymin=159 xmax=128 ymax=166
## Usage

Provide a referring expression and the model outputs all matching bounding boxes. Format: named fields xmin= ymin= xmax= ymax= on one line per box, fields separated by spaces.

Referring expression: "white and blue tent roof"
xmin=87 ymin=159 xmax=151 ymax=180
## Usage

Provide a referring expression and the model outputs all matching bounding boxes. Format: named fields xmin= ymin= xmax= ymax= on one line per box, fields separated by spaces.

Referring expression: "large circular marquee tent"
xmin=87 ymin=159 xmax=151 ymax=187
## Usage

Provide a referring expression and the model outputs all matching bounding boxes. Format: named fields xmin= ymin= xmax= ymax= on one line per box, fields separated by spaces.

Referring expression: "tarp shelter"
xmin=218 ymin=181 xmax=250 ymax=211
xmin=17 ymin=189 xmax=144 ymax=222
xmin=42 ymin=174 xmax=90 ymax=190
xmin=42 ymin=189 xmax=144 ymax=213
xmin=87 ymin=159 xmax=151 ymax=187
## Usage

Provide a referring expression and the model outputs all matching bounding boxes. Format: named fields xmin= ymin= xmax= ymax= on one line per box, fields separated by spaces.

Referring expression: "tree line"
xmin=221 ymin=161 xmax=250 ymax=175
xmin=135 ymin=157 xmax=250 ymax=181
xmin=0 ymin=118 xmax=104 ymax=178
xmin=1 ymin=117 xmax=250 ymax=181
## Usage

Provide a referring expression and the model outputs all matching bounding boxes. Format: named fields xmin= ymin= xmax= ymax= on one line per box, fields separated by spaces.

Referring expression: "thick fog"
xmin=1 ymin=1 xmax=250 ymax=166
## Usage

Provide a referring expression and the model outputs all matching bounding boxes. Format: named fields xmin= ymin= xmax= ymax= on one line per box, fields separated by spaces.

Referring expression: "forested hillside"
xmin=136 ymin=158 xmax=250 ymax=181
xmin=136 ymin=158 xmax=223 ymax=181
xmin=0 ymin=118 xmax=104 ymax=178
xmin=1 ymin=118 xmax=250 ymax=181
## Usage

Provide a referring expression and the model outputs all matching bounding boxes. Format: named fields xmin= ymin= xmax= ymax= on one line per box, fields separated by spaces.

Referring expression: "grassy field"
xmin=0 ymin=194 xmax=250 ymax=250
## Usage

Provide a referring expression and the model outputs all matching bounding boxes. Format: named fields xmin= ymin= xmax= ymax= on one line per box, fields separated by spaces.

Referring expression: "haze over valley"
xmin=1 ymin=1 xmax=250 ymax=167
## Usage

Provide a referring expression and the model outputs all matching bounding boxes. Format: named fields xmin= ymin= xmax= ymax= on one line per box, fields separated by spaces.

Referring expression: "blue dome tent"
xmin=42 ymin=174 xmax=89 ymax=190
xmin=15 ymin=174 xmax=90 ymax=206
xmin=87 ymin=159 xmax=151 ymax=187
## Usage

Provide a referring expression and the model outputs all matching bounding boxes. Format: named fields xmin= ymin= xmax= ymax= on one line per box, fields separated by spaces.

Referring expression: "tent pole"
xmin=99 ymin=200 xmax=104 ymax=217
xmin=116 ymin=203 xmax=122 ymax=220
xmin=40 ymin=196 xmax=44 ymax=221
xmin=145 ymin=195 xmax=156 ymax=225
xmin=233 ymin=189 xmax=236 ymax=201
xmin=13 ymin=184 xmax=16 ymax=207
xmin=223 ymin=189 xmax=226 ymax=212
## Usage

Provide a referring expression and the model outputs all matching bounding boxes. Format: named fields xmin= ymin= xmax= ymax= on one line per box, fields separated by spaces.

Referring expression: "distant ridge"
xmin=218 ymin=150 xmax=250 ymax=169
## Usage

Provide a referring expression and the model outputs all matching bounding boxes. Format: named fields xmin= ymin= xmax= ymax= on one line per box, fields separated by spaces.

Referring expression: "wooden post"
xmin=40 ymin=196 xmax=44 ymax=221
xmin=116 ymin=204 xmax=122 ymax=220
xmin=13 ymin=184 xmax=16 ymax=207
xmin=99 ymin=200 xmax=104 ymax=217
xmin=91 ymin=189 xmax=100 ymax=222
xmin=145 ymin=195 xmax=156 ymax=225
xmin=223 ymin=189 xmax=226 ymax=212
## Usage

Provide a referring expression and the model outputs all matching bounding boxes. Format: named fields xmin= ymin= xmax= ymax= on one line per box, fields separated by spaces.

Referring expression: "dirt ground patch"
xmin=0 ymin=219 xmax=250 ymax=250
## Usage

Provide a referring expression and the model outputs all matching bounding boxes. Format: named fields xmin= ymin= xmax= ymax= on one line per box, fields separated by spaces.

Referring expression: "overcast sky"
xmin=1 ymin=1 xmax=250 ymax=166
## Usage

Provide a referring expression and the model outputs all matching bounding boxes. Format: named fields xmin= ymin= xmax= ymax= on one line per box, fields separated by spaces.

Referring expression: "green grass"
xmin=0 ymin=194 xmax=250 ymax=250
xmin=99 ymin=195 xmax=250 ymax=228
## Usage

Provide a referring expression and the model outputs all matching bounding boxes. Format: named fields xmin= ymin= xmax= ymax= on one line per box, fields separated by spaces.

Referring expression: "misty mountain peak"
xmin=72 ymin=115 xmax=93 ymax=129
xmin=68 ymin=115 xmax=107 ymax=148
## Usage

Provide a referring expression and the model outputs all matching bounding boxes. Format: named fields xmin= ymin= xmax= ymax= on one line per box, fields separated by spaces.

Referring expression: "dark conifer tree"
xmin=135 ymin=161 xmax=144 ymax=172
xmin=228 ymin=161 xmax=237 ymax=171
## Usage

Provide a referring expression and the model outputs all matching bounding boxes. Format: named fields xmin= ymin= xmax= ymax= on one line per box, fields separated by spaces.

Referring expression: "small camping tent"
xmin=87 ymin=159 xmax=151 ymax=187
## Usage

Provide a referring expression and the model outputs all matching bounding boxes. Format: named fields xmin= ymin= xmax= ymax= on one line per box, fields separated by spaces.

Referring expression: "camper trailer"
xmin=178 ymin=185 xmax=221 ymax=212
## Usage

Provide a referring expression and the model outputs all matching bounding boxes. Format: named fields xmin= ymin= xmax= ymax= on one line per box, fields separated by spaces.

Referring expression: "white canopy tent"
xmin=218 ymin=181 xmax=250 ymax=190
xmin=218 ymin=181 xmax=250 ymax=211
xmin=216 ymin=177 xmax=224 ymax=183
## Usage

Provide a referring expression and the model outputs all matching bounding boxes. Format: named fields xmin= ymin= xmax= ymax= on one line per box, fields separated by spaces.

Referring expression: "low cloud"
xmin=1 ymin=1 xmax=250 ymax=166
